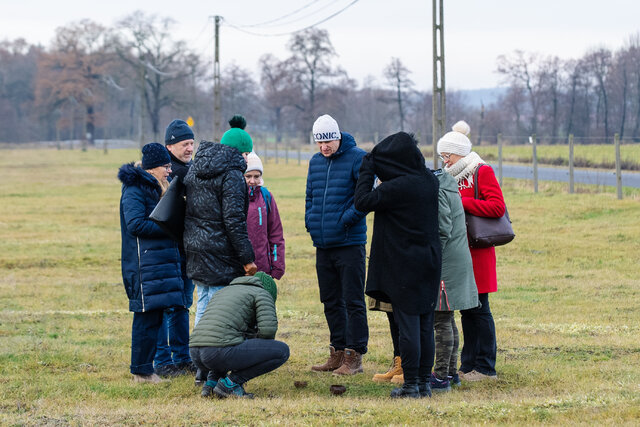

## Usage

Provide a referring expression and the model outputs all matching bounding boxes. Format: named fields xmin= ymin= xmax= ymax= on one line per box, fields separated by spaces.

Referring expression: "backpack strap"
xmin=260 ymin=186 xmax=272 ymax=216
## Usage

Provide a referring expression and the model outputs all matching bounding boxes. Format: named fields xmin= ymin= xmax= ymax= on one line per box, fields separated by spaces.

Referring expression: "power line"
xmin=222 ymin=0 xmax=360 ymax=37
xmin=234 ymin=0 xmax=324 ymax=28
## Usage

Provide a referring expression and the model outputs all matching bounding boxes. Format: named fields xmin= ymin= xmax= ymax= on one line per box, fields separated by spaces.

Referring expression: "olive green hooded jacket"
xmin=189 ymin=276 xmax=278 ymax=347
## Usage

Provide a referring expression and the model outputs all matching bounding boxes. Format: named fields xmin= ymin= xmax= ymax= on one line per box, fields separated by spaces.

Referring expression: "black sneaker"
xmin=201 ymin=380 xmax=217 ymax=398
xmin=177 ymin=361 xmax=197 ymax=374
xmin=212 ymin=377 xmax=254 ymax=399
xmin=155 ymin=364 xmax=187 ymax=378
xmin=430 ymin=373 xmax=451 ymax=392
xmin=449 ymin=373 xmax=461 ymax=387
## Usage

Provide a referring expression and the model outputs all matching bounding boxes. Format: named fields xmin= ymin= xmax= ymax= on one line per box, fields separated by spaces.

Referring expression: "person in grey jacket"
xmin=189 ymin=272 xmax=289 ymax=399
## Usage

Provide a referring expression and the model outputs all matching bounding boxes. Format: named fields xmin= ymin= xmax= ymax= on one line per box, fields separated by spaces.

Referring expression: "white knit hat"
xmin=452 ymin=120 xmax=471 ymax=137
xmin=437 ymin=120 xmax=473 ymax=156
xmin=312 ymin=114 xmax=340 ymax=142
xmin=246 ymin=152 xmax=263 ymax=174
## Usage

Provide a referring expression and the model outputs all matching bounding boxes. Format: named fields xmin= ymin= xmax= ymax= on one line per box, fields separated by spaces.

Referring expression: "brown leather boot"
xmin=311 ymin=346 xmax=345 ymax=372
xmin=372 ymin=356 xmax=402 ymax=382
xmin=332 ymin=348 xmax=363 ymax=375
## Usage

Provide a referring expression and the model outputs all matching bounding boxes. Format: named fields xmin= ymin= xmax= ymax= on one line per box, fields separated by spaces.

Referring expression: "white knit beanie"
xmin=452 ymin=120 xmax=471 ymax=137
xmin=246 ymin=152 xmax=263 ymax=174
xmin=312 ymin=114 xmax=340 ymax=142
xmin=437 ymin=121 xmax=472 ymax=156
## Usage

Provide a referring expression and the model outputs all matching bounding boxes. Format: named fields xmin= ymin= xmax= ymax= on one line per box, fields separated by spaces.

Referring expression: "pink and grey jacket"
xmin=246 ymin=186 xmax=285 ymax=279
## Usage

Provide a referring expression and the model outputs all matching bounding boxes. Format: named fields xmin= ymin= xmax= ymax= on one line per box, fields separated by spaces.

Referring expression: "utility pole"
xmin=213 ymin=15 xmax=221 ymax=142
xmin=432 ymin=0 xmax=445 ymax=168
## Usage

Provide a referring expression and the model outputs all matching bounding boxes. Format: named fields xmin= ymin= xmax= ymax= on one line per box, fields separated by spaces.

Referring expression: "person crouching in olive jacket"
xmin=189 ymin=272 xmax=289 ymax=399
xmin=354 ymin=132 xmax=442 ymax=398
xmin=118 ymin=143 xmax=185 ymax=384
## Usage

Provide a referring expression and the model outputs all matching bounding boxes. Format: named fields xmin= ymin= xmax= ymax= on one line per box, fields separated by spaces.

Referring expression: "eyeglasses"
xmin=162 ymin=165 xmax=172 ymax=171
xmin=438 ymin=153 xmax=451 ymax=161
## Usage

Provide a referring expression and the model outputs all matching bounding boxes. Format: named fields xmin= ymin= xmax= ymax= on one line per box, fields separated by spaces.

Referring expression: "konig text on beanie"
xmin=312 ymin=114 xmax=340 ymax=142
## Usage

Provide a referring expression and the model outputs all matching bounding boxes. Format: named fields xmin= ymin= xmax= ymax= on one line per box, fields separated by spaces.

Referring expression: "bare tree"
xmin=287 ymin=28 xmax=338 ymax=130
xmin=497 ymin=50 xmax=546 ymax=136
xmin=384 ymin=57 xmax=414 ymax=131
xmin=584 ymin=48 xmax=613 ymax=138
xmin=36 ymin=20 xmax=115 ymax=144
xmin=259 ymin=54 xmax=300 ymax=142
xmin=116 ymin=11 xmax=202 ymax=141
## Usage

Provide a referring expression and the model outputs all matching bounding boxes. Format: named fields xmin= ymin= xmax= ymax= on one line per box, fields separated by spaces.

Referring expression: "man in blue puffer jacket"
xmin=306 ymin=114 xmax=369 ymax=375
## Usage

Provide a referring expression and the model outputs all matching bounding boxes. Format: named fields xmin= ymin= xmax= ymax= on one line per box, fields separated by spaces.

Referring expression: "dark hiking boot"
xmin=333 ymin=349 xmax=363 ymax=376
xmin=311 ymin=346 xmax=345 ymax=372
xmin=212 ymin=377 xmax=254 ymax=399
xmin=390 ymin=383 xmax=420 ymax=399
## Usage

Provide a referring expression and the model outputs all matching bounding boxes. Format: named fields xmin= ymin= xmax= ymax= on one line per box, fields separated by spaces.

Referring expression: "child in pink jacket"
xmin=244 ymin=152 xmax=285 ymax=279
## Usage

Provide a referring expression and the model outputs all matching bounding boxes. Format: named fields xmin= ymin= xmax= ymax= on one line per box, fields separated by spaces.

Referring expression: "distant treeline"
xmin=1 ymin=11 xmax=640 ymax=145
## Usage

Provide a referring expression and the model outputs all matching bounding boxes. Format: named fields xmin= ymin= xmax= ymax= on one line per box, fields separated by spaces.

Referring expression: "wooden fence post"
xmin=568 ymin=134 xmax=574 ymax=194
xmin=532 ymin=134 xmax=538 ymax=193
xmin=615 ymin=133 xmax=622 ymax=200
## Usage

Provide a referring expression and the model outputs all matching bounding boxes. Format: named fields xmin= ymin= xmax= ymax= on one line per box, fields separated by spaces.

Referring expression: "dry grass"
xmin=0 ymin=148 xmax=639 ymax=425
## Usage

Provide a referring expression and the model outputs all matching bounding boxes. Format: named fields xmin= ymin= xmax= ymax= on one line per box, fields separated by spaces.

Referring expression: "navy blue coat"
xmin=118 ymin=163 xmax=185 ymax=312
xmin=305 ymin=132 xmax=367 ymax=248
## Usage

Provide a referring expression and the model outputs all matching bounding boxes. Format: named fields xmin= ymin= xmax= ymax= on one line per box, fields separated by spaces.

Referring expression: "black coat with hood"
xmin=354 ymin=132 xmax=442 ymax=315
xmin=183 ymin=141 xmax=255 ymax=286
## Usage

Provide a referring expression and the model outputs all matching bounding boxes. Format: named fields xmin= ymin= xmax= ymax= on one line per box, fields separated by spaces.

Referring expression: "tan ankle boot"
xmin=372 ymin=356 xmax=402 ymax=382
xmin=311 ymin=346 xmax=345 ymax=372
xmin=390 ymin=373 xmax=404 ymax=384
xmin=332 ymin=348 xmax=363 ymax=375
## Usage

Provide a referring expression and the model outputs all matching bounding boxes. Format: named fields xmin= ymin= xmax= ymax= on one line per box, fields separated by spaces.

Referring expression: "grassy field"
xmin=1 ymin=148 xmax=639 ymax=425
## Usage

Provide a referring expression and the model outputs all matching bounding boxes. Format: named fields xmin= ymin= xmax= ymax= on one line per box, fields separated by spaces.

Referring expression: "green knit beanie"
xmin=220 ymin=128 xmax=253 ymax=153
xmin=254 ymin=272 xmax=277 ymax=302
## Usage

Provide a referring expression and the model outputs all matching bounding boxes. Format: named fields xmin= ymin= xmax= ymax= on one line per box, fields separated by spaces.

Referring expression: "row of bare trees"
xmin=1 ymin=12 xmax=639 ymax=146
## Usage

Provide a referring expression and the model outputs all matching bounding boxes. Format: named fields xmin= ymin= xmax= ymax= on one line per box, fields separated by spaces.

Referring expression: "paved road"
xmin=259 ymin=149 xmax=640 ymax=189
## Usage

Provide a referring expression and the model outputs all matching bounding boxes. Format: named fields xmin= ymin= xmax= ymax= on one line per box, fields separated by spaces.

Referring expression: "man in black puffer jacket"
xmin=183 ymin=130 xmax=257 ymax=327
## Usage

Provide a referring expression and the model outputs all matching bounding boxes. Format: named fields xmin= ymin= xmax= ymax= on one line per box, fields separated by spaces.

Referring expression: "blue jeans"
xmin=154 ymin=308 xmax=191 ymax=367
xmin=154 ymin=276 xmax=194 ymax=367
xmin=195 ymin=284 xmax=224 ymax=325
xmin=190 ymin=339 xmax=289 ymax=384
xmin=130 ymin=310 xmax=164 ymax=375
xmin=460 ymin=293 xmax=497 ymax=376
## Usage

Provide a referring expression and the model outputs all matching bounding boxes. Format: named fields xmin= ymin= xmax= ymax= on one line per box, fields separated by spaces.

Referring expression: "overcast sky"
xmin=5 ymin=0 xmax=640 ymax=90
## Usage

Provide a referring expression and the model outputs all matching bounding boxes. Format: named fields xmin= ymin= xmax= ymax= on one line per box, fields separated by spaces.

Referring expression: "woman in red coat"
xmin=437 ymin=120 xmax=505 ymax=382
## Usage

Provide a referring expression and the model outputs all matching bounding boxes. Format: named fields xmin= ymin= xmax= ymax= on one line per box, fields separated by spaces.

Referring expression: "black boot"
xmin=418 ymin=380 xmax=432 ymax=398
xmin=390 ymin=383 xmax=420 ymax=399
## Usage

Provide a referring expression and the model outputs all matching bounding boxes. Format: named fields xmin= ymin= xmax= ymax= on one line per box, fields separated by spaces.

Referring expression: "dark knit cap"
xmin=165 ymin=119 xmax=195 ymax=145
xmin=229 ymin=114 xmax=247 ymax=129
xmin=254 ymin=272 xmax=277 ymax=302
xmin=142 ymin=142 xmax=171 ymax=170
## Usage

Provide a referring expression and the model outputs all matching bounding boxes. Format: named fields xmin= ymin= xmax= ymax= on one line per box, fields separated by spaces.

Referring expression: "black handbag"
xmin=465 ymin=165 xmax=515 ymax=249
xmin=149 ymin=175 xmax=186 ymax=243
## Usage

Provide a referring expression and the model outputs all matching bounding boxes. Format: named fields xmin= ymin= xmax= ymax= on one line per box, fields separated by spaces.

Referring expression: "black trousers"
xmin=460 ymin=292 xmax=497 ymax=375
xmin=316 ymin=245 xmax=368 ymax=354
xmin=393 ymin=307 xmax=435 ymax=385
